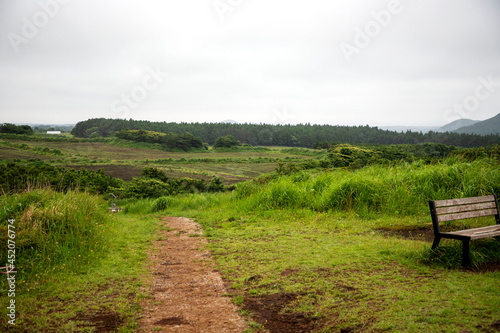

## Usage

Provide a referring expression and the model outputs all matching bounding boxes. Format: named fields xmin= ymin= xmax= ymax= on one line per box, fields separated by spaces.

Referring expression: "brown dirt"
xmin=0 ymin=146 xmax=54 ymax=160
xmin=376 ymin=226 xmax=435 ymax=242
xmin=138 ymin=217 xmax=246 ymax=332
xmin=243 ymin=293 xmax=319 ymax=333
xmin=63 ymin=165 xmax=243 ymax=185
xmin=65 ymin=164 xmax=143 ymax=181
xmin=75 ymin=308 xmax=123 ymax=332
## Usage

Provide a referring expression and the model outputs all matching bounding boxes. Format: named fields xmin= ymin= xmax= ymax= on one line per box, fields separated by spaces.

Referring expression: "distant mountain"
xmin=221 ymin=119 xmax=239 ymax=124
xmin=454 ymin=113 xmax=500 ymax=135
xmin=437 ymin=118 xmax=479 ymax=133
xmin=378 ymin=126 xmax=439 ymax=133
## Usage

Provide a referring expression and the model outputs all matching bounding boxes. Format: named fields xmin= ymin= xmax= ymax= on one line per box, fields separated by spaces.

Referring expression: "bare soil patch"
xmin=243 ymin=293 xmax=319 ymax=333
xmin=0 ymin=146 xmax=54 ymax=160
xmin=377 ymin=226 xmax=435 ymax=242
xmin=75 ymin=308 xmax=123 ymax=333
xmin=139 ymin=217 xmax=246 ymax=332
xmin=64 ymin=164 xmax=243 ymax=185
xmin=65 ymin=164 xmax=143 ymax=181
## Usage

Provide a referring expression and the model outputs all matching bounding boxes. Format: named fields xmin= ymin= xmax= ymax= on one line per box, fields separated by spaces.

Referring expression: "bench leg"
xmin=431 ymin=236 xmax=441 ymax=250
xmin=462 ymin=239 xmax=470 ymax=268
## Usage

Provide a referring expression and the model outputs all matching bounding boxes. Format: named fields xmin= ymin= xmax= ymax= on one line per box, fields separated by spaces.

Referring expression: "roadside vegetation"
xmin=0 ymin=188 xmax=158 ymax=331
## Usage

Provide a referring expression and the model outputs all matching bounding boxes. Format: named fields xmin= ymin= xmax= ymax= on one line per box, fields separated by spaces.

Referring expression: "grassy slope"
xmin=0 ymin=191 xmax=159 ymax=332
xmin=153 ymin=158 xmax=500 ymax=332
xmin=159 ymin=193 xmax=499 ymax=332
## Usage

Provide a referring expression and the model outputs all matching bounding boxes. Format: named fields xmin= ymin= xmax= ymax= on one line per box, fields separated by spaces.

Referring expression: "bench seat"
xmin=429 ymin=195 xmax=499 ymax=268
xmin=441 ymin=224 xmax=500 ymax=240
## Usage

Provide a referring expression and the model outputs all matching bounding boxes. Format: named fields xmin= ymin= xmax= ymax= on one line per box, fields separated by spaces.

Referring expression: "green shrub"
xmin=124 ymin=178 xmax=171 ymax=198
xmin=151 ymin=196 xmax=171 ymax=212
xmin=213 ymin=135 xmax=240 ymax=148
xmin=207 ymin=176 xmax=225 ymax=193
xmin=141 ymin=167 xmax=169 ymax=182
xmin=0 ymin=160 xmax=121 ymax=194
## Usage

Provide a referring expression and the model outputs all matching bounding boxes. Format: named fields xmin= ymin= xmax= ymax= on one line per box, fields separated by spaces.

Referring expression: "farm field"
xmin=0 ymin=134 xmax=499 ymax=332
xmin=0 ymin=136 xmax=313 ymax=185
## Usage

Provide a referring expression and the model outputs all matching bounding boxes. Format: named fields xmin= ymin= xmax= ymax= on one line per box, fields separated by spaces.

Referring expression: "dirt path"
xmin=139 ymin=217 xmax=246 ymax=332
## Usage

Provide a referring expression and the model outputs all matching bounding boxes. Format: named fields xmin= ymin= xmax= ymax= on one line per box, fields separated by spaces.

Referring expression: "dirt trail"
xmin=139 ymin=217 xmax=246 ymax=332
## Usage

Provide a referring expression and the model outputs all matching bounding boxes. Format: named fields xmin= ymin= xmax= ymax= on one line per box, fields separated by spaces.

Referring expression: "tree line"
xmin=115 ymin=129 xmax=204 ymax=151
xmin=71 ymin=118 xmax=500 ymax=148
xmin=1 ymin=123 xmax=34 ymax=135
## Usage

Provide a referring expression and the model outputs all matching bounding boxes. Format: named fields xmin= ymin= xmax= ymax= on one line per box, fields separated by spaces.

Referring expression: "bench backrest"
xmin=429 ymin=195 xmax=500 ymax=233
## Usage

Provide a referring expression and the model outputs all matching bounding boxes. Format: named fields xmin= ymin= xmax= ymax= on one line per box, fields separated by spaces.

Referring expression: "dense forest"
xmin=0 ymin=123 xmax=34 ymax=135
xmin=72 ymin=118 xmax=500 ymax=148
xmin=115 ymin=129 xmax=204 ymax=151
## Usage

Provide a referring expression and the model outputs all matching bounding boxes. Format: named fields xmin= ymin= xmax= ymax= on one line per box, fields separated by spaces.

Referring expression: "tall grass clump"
xmin=120 ymin=198 xmax=155 ymax=214
xmin=322 ymin=178 xmax=388 ymax=213
xmin=166 ymin=193 xmax=216 ymax=211
xmin=0 ymin=188 xmax=111 ymax=283
xmin=151 ymin=196 xmax=171 ymax=212
xmin=237 ymin=158 xmax=500 ymax=217
xmin=408 ymin=159 xmax=500 ymax=201
xmin=415 ymin=238 xmax=500 ymax=269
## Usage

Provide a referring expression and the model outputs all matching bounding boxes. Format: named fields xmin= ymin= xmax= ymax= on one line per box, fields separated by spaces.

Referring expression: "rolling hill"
xmin=454 ymin=113 xmax=500 ymax=135
xmin=437 ymin=118 xmax=479 ymax=132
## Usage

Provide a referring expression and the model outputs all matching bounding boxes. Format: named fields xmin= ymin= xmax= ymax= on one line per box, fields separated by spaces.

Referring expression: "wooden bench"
xmin=428 ymin=195 xmax=500 ymax=268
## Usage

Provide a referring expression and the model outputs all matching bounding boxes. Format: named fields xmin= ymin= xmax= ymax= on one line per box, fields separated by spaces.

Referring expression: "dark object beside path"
xmin=429 ymin=195 xmax=500 ymax=268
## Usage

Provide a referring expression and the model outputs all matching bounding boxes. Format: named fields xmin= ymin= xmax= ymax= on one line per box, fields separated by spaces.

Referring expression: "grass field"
xmin=0 ymin=135 xmax=499 ymax=332
xmin=152 ymin=190 xmax=500 ymax=332
xmin=0 ymin=137 xmax=313 ymax=185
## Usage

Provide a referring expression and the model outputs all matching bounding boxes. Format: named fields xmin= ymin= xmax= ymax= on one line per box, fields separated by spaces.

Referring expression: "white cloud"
xmin=0 ymin=0 xmax=499 ymax=126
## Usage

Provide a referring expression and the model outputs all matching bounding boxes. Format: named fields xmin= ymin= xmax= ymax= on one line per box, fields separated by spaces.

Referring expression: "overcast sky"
xmin=0 ymin=0 xmax=499 ymax=127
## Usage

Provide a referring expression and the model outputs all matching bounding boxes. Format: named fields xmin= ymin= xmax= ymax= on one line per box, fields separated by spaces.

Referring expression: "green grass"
xmin=151 ymin=159 xmax=500 ymax=332
xmin=0 ymin=190 xmax=160 ymax=332
xmin=0 ymin=189 xmax=111 ymax=281
xmin=1 ymin=140 xmax=499 ymax=331
xmin=162 ymin=199 xmax=498 ymax=332
xmin=237 ymin=159 xmax=500 ymax=217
